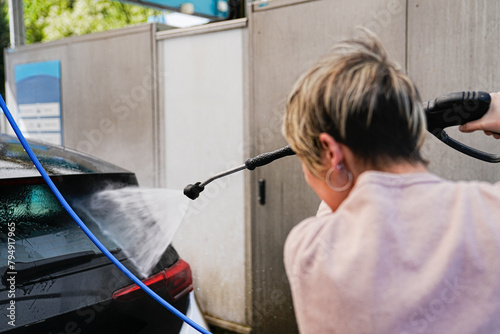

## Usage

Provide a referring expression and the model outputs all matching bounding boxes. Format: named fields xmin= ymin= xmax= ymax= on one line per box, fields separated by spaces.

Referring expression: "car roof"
xmin=0 ymin=133 xmax=131 ymax=178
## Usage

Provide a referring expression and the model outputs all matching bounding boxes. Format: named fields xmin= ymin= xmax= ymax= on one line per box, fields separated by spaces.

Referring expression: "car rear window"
xmin=0 ymin=180 xmax=118 ymax=263
xmin=0 ymin=134 xmax=130 ymax=179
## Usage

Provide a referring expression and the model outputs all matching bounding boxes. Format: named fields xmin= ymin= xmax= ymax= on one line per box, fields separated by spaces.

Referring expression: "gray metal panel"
xmin=7 ymin=0 xmax=25 ymax=47
xmin=248 ymin=0 xmax=407 ymax=332
xmin=4 ymin=24 xmax=158 ymax=187
xmin=408 ymin=0 xmax=500 ymax=182
xmin=159 ymin=25 xmax=249 ymax=327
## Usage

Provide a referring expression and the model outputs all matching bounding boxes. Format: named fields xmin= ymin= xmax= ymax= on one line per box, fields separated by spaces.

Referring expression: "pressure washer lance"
xmin=184 ymin=145 xmax=296 ymax=200
xmin=184 ymin=91 xmax=500 ymax=200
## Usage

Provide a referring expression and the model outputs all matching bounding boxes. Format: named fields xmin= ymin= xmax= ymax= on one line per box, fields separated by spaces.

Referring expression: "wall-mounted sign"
xmin=14 ymin=60 xmax=63 ymax=146
xmin=134 ymin=0 xmax=229 ymax=19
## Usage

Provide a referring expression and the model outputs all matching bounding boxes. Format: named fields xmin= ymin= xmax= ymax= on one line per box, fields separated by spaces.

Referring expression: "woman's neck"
xmin=379 ymin=162 xmax=428 ymax=174
xmin=347 ymin=157 xmax=428 ymax=181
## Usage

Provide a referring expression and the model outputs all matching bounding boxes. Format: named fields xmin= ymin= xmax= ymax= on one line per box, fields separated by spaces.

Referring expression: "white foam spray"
xmin=76 ymin=186 xmax=190 ymax=278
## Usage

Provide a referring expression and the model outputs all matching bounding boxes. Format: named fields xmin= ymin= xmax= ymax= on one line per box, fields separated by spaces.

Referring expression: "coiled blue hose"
xmin=0 ymin=95 xmax=212 ymax=334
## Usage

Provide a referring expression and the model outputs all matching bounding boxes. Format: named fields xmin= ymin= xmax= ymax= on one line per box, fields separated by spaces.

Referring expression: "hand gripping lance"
xmin=424 ymin=91 xmax=499 ymax=163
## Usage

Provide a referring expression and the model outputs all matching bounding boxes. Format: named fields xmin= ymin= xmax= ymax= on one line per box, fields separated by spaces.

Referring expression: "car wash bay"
xmin=3 ymin=1 xmax=500 ymax=333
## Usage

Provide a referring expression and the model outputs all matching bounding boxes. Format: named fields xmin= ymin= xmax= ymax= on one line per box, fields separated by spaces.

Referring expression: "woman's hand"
xmin=459 ymin=92 xmax=500 ymax=139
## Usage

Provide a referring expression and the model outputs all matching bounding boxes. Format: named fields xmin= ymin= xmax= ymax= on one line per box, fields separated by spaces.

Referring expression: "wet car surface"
xmin=0 ymin=134 xmax=197 ymax=333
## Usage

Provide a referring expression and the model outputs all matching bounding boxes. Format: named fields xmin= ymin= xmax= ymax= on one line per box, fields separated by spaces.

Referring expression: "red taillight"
xmin=112 ymin=259 xmax=193 ymax=302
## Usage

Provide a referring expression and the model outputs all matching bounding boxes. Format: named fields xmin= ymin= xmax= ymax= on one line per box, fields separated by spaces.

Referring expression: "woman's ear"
xmin=318 ymin=133 xmax=344 ymax=167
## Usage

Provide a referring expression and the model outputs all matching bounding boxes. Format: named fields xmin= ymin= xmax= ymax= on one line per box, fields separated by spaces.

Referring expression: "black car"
xmin=0 ymin=134 xmax=195 ymax=333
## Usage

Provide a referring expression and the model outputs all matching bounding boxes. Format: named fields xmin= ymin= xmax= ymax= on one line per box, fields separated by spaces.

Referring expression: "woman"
xmin=282 ymin=31 xmax=500 ymax=334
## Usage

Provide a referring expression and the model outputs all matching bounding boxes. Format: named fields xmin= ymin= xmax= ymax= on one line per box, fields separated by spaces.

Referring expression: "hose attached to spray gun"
xmin=0 ymin=95 xmax=212 ymax=334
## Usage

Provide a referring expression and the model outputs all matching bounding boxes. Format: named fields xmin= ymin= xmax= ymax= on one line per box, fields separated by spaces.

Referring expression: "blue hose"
xmin=0 ymin=95 xmax=212 ymax=334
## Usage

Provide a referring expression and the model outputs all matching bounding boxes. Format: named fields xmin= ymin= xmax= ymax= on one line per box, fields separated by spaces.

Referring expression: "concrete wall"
xmin=247 ymin=0 xmax=500 ymax=333
xmin=157 ymin=19 xmax=251 ymax=332
xmin=3 ymin=24 xmax=160 ymax=187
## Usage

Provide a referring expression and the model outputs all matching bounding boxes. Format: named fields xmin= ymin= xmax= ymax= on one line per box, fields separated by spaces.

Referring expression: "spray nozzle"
xmin=183 ymin=182 xmax=205 ymax=200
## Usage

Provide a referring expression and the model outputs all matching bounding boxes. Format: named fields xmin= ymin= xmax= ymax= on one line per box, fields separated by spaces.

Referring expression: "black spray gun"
xmin=184 ymin=91 xmax=500 ymax=200
xmin=425 ymin=91 xmax=499 ymax=162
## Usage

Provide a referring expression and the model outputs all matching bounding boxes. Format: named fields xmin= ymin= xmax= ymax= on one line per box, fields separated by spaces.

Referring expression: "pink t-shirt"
xmin=284 ymin=171 xmax=500 ymax=334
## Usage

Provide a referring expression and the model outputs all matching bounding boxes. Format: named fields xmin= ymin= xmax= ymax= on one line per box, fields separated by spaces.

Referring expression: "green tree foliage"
xmin=0 ymin=0 xmax=10 ymax=97
xmin=23 ymin=0 xmax=159 ymax=43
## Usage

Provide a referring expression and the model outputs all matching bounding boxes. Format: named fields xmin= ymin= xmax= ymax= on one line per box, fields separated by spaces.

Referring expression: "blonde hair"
xmin=283 ymin=31 xmax=427 ymax=177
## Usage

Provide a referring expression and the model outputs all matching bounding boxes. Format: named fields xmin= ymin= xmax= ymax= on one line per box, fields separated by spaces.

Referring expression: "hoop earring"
xmin=326 ymin=164 xmax=353 ymax=192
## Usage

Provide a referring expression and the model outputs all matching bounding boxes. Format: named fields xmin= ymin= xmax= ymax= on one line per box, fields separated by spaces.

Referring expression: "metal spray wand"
xmin=183 ymin=145 xmax=295 ymax=200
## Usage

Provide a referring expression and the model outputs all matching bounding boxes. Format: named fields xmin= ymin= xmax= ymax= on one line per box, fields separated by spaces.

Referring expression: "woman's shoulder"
xmin=353 ymin=170 xmax=500 ymax=198
xmin=284 ymin=209 xmax=334 ymax=257
xmin=285 ymin=214 xmax=327 ymax=252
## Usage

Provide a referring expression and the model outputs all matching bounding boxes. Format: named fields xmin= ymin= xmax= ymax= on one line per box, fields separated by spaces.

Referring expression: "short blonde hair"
xmin=283 ymin=31 xmax=427 ymax=178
